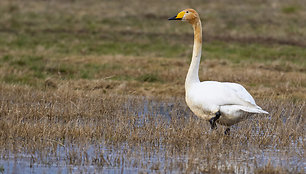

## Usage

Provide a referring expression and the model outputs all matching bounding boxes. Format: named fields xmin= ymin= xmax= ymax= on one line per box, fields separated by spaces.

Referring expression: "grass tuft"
xmin=137 ymin=73 xmax=162 ymax=83
xmin=282 ymin=6 xmax=299 ymax=14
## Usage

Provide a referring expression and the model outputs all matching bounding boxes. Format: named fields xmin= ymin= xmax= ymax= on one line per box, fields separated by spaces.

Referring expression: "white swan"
xmin=169 ymin=9 xmax=268 ymax=134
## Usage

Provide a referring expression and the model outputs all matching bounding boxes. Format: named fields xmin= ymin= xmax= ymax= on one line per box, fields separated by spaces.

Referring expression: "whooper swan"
xmin=168 ymin=9 xmax=269 ymax=134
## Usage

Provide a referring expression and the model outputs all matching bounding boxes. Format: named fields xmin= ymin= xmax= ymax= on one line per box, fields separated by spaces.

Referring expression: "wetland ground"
xmin=0 ymin=0 xmax=305 ymax=173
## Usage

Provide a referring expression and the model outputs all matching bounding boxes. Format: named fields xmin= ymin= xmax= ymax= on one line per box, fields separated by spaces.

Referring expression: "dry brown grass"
xmin=42 ymin=55 xmax=305 ymax=100
xmin=0 ymin=83 xmax=304 ymax=173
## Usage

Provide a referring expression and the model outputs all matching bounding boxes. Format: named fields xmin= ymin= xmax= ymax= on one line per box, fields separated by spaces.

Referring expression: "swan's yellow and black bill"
xmin=168 ymin=16 xmax=180 ymax=20
xmin=168 ymin=11 xmax=185 ymax=20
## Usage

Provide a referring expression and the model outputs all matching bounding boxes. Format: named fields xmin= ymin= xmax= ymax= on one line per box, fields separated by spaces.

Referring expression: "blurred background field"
xmin=0 ymin=0 xmax=305 ymax=173
xmin=0 ymin=0 xmax=305 ymax=99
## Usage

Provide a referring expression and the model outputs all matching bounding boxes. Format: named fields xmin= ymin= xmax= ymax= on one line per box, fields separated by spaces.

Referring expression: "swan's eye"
xmin=186 ymin=11 xmax=189 ymax=13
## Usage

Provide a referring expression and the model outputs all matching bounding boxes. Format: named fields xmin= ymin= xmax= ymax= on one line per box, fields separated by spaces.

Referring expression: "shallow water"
xmin=1 ymin=143 xmax=304 ymax=174
xmin=0 ymin=98 xmax=305 ymax=173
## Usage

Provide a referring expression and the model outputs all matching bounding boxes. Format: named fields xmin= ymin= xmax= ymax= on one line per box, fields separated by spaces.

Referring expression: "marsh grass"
xmin=0 ymin=84 xmax=304 ymax=173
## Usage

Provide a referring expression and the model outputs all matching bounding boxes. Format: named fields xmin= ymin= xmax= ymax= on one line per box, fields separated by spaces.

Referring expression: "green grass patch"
xmin=111 ymin=75 xmax=134 ymax=81
xmin=282 ymin=6 xmax=299 ymax=14
xmin=204 ymin=41 xmax=306 ymax=68
xmin=137 ymin=73 xmax=162 ymax=83
xmin=0 ymin=54 xmax=124 ymax=86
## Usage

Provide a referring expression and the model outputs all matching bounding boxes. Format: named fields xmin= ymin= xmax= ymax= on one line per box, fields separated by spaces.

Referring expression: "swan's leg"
xmin=209 ymin=111 xmax=221 ymax=129
xmin=224 ymin=128 xmax=230 ymax=135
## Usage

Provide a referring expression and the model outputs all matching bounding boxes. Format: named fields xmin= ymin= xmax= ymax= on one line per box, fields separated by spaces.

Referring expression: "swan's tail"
xmin=220 ymin=105 xmax=269 ymax=116
xmin=239 ymin=106 xmax=269 ymax=114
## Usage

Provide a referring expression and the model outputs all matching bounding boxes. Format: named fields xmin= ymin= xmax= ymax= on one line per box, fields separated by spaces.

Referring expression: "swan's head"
xmin=168 ymin=9 xmax=199 ymax=24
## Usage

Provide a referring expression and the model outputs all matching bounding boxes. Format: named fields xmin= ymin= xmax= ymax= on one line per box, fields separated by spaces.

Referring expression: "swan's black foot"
xmin=224 ymin=128 xmax=230 ymax=135
xmin=209 ymin=118 xmax=216 ymax=129
xmin=209 ymin=111 xmax=221 ymax=130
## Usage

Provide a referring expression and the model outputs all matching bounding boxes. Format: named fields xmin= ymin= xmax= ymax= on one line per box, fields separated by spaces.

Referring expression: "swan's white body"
xmin=186 ymin=81 xmax=268 ymax=126
xmin=170 ymin=9 xmax=268 ymax=127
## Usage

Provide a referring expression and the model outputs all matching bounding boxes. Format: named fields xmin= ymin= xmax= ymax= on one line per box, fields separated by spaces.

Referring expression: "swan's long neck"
xmin=185 ymin=19 xmax=202 ymax=89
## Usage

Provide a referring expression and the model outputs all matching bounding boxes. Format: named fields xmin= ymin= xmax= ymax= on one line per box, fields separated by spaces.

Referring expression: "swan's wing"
xmin=222 ymin=82 xmax=259 ymax=107
xmin=192 ymin=81 xmax=266 ymax=112
xmin=218 ymin=82 xmax=269 ymax=114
